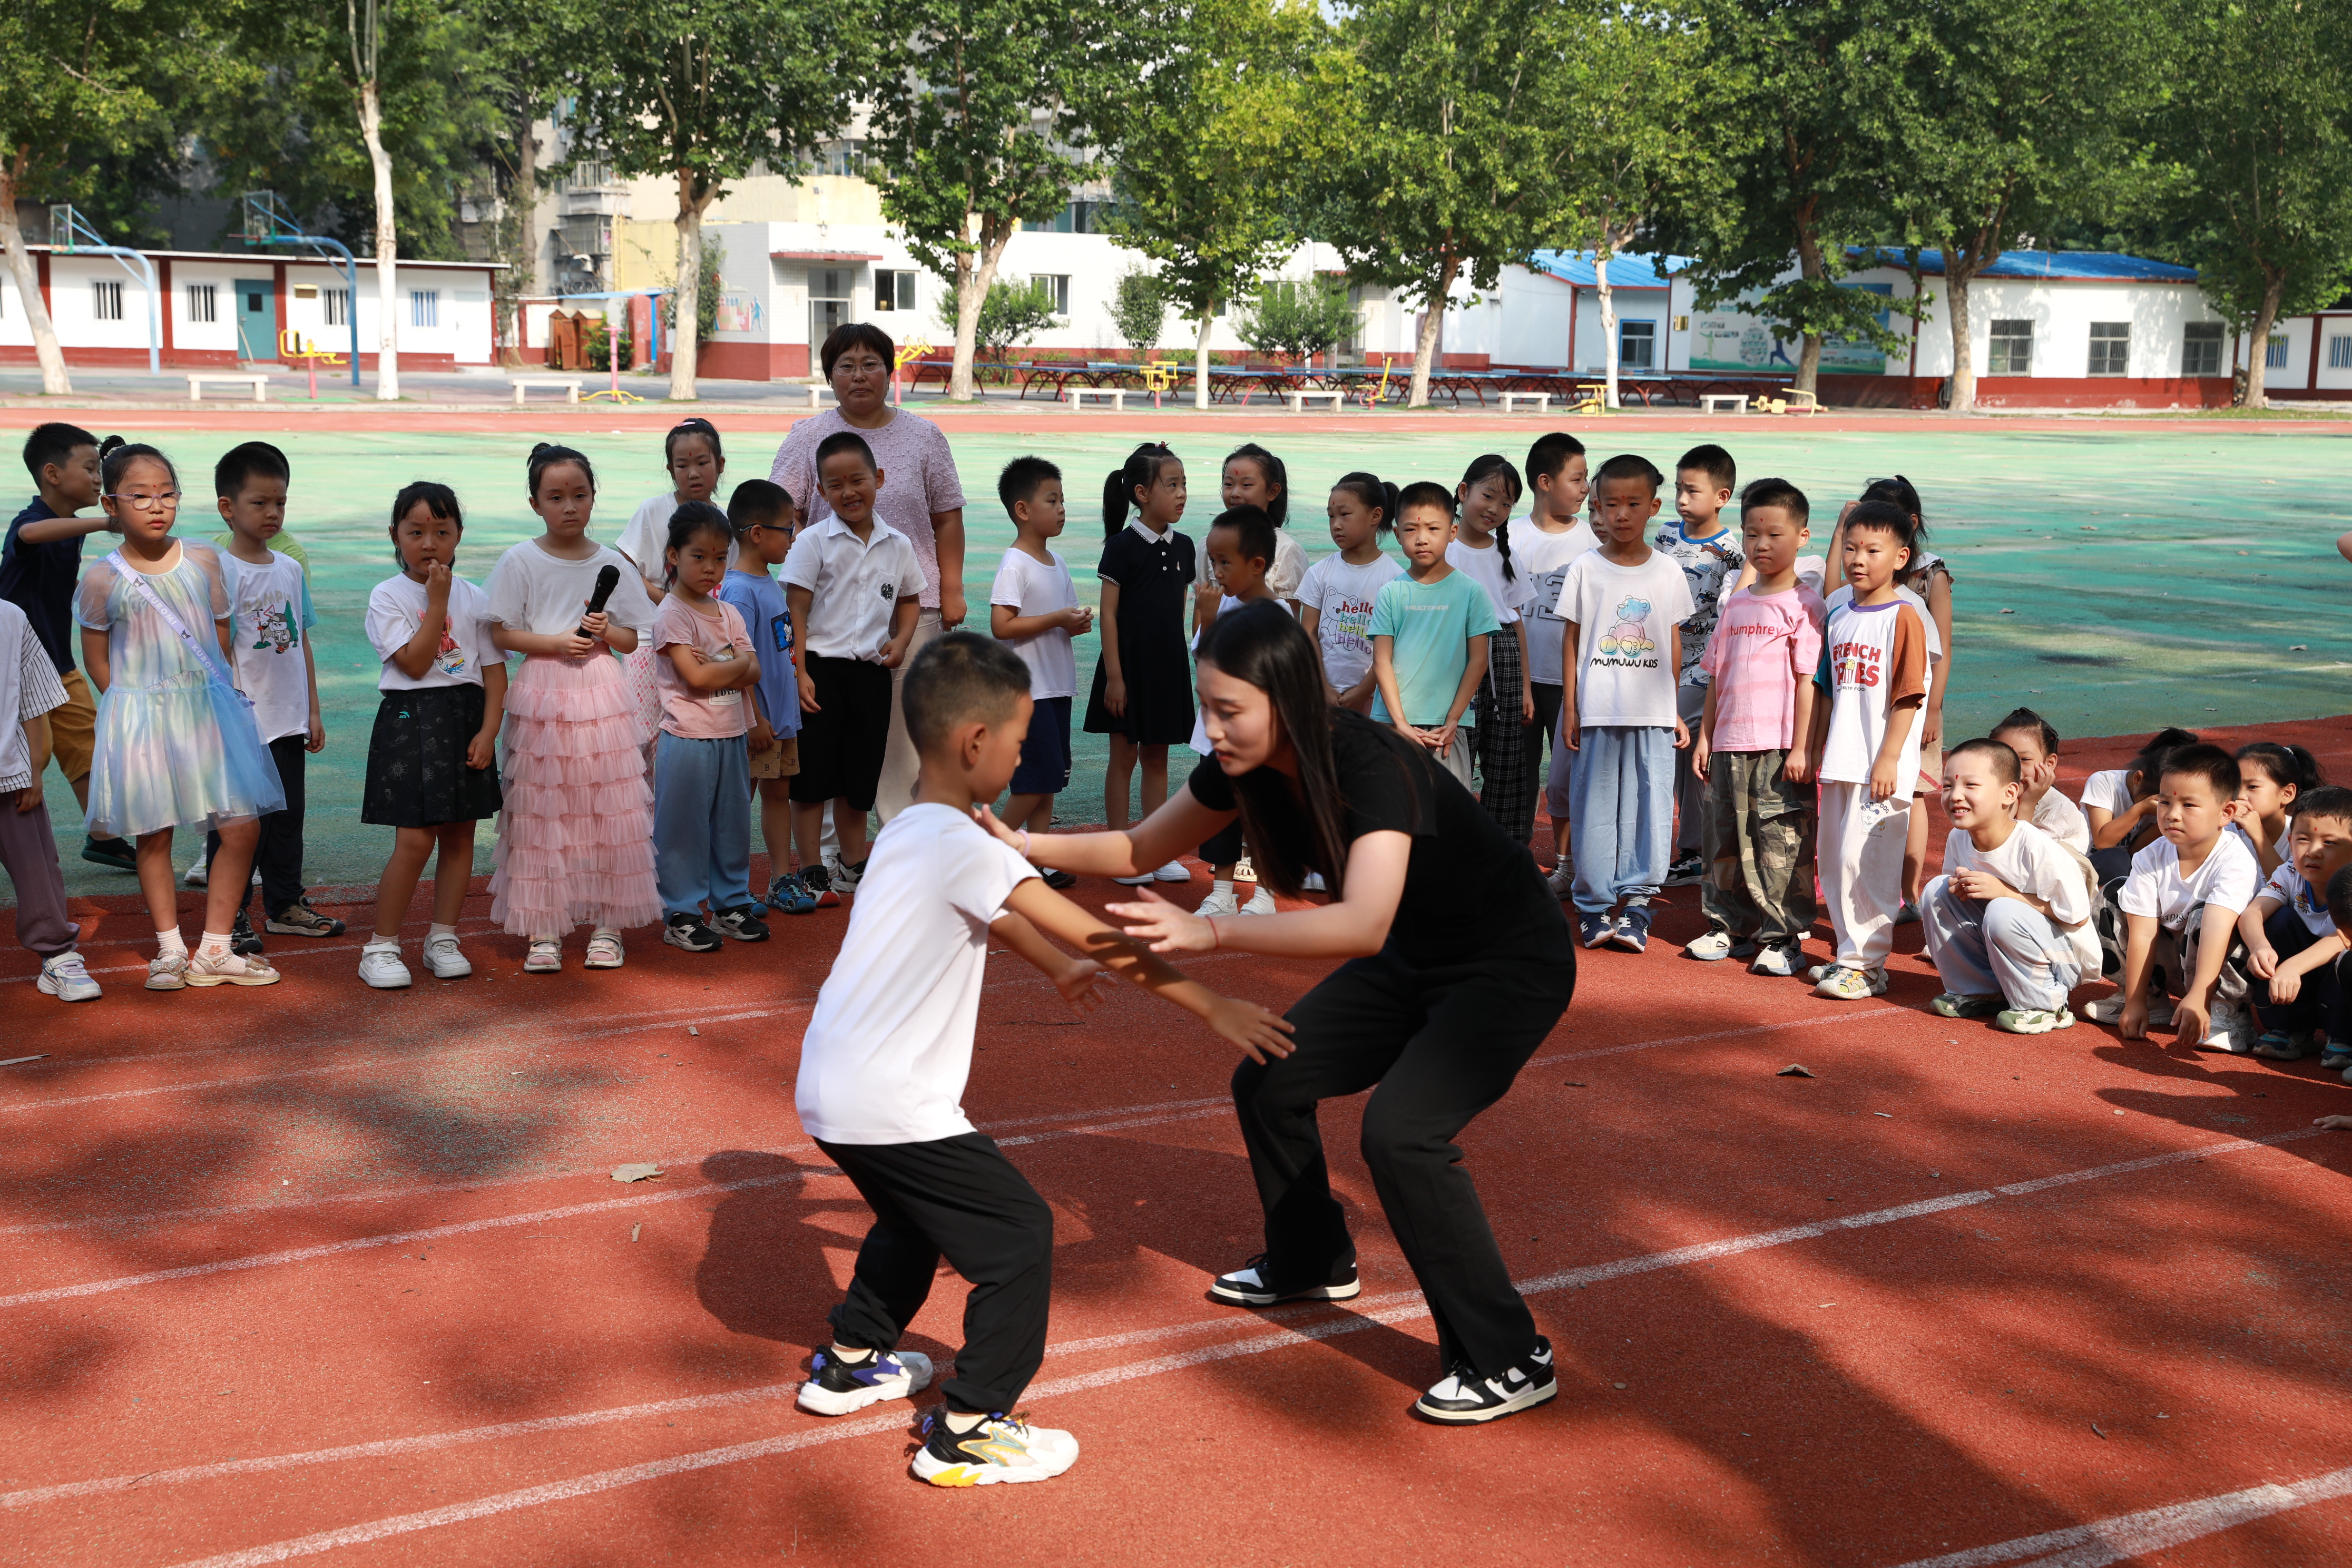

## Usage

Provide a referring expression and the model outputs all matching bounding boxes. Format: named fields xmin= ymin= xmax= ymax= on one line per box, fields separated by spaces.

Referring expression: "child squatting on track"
xmin=790 ymin=632 xmax=1292 ymax=1487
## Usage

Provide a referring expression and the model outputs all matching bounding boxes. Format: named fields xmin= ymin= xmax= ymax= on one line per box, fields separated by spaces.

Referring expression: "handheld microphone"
xmin=576 ymin=564 xmax=621 ymax=640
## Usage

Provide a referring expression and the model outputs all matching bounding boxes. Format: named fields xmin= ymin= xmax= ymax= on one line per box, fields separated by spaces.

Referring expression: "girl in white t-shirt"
xmin=2235 ymin=741 xmax=2321 ymax=878
xmin=358 ymin=482 xmax=509 ymax=989
xmin=1297 ymin=473 xmax=1403 ymax=711
xmin=484 ymin=443 xmax=662 ymax=973
xmin=614 ymin=418 xmax=728 ymax=763
xmin=1449 ymin=454 xmax=1539 ymax=846
xmin=1220 ymin=443 xmax=1309 ymax=612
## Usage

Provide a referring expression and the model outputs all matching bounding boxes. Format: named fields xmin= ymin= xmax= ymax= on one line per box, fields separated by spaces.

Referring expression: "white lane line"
xmin=19 ymin=1128 xmax=2320 ymax=1541
xmin=1889 ymin=1463 xmax=2352 ymax=1567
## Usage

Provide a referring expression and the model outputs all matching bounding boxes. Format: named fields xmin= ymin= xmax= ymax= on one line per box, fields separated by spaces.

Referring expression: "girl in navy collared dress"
xmin=1083 ymin=444 xmax=1194 ymax=873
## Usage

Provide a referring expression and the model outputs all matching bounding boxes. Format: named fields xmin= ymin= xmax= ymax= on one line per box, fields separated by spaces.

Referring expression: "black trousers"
xmin=1231 ymin=944 xmax=1574 ymax=1379
xmin=2254 ymin=904 xmax=2352 ymax=1041
xmin=816 ymin=1132 xmax=1053 ymax=1416
xmin=1201 ymin=816 xmax=1245 ymax=867
xmin=207 ymin=735 xmax=306 ymax=920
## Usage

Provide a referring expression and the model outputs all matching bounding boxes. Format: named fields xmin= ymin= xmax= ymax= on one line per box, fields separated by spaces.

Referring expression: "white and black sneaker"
xmin=662 ymin=912 xmax=722 ymax=953
xmin=1410 ymin=1337 xmax=1557 ymax=1425
xmin=793 ymin=1347 xmax=936 ymax=1416
xmin=1207 ymin=1252 xmax=1361 ymax=1307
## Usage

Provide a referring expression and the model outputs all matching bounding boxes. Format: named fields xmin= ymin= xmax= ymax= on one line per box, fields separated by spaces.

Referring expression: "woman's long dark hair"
xmin=1195 ymin=601 xmax=1357 ymax=898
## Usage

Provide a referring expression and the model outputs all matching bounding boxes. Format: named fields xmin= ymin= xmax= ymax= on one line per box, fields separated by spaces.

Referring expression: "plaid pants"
xmin=1700 ymin=748 xmax=1817 ymax=948
xmin=1473 ymin=628 xmax=1537 ymax=847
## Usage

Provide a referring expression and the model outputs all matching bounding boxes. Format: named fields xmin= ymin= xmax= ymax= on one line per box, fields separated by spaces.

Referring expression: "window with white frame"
xmin=1988 ymin=319 xmax=2033 ymax=375
xmin=324 ymin=288 xmax=350 ymax=326
xmin=1618 ymin=318 xmax=1657 ymax=370
xmin=2266 ymin=335 xmax=2290 ymax=368
xmin=2087 ymin=322 xmax=2129 ymax=376
xmin=2330 ymin=336 xmax=2352 ymax=371
xmin=186 ymin=283 xmax=218 ymax=324
xmin=1032 ymin=274 xmax=1071 ymax=315
xmin=2181 ymin=321 xmax=2224 ymax=377
xmin=410 ymin=290 xmax=439 ymax=329
xmin=93 ymin=279 xmax=123 ymax=321
xmin=874 ymin=269 xmax=916 ymax=312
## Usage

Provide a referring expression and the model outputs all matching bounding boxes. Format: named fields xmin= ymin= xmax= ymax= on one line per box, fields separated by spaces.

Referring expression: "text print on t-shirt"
xmin=1832 ymin=636 xmax=1885 ymax=688
xmin=1594 ymin=595 xmax=1658 ymax=664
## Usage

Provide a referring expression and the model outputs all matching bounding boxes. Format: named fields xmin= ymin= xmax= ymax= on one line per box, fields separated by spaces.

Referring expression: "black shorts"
xmin=1010 ymin=694 xmax=1073 ymax=796
xmin=790 ymin=655 xmax=894 ymax=809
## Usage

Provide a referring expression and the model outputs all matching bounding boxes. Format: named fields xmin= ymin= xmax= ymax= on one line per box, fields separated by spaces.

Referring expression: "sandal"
xmin=523 ymin=938 xmax=562 ymax=974
xmin=584 ymin=929 xmax=625 ymax=969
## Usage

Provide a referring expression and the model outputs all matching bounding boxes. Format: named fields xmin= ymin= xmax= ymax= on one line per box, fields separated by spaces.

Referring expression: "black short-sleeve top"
xmin=1186 ymin=708 xmax=1569 ymax=967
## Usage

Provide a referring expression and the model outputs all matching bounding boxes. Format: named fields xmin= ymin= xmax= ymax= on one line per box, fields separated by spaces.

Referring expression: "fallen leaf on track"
xmin=611 ymin=1163 xmax=663 ymax=1183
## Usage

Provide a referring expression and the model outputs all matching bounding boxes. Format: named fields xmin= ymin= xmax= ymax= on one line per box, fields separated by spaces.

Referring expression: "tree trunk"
xmin=1194 ymin=306 xmax=1214 ymax=410
xmin=0 ymin=166 xmax=68 ymax=395
xmin=1408 ymin=255 xmax=1457 ymax=409
xmin=670 ymin=172 xmax=703 ymax=401
xmin=1796 ymin=334 xmax=1821 ymax=395
xmin=359 ymin=77 xmax=400 ymax=400
xmin=2241 ymin=267 xmax=2286 ymax=409
xmin=1792 ymin=218 xmax=1825 ymax=396
xmin=946 ymin=223 xmax=1013 ymax=402
xmin=502 ymin=104 xmax=536 ymax=365
xmin=1596 ymin=257 xmax=1619 ymax=410
xmin=1946 ymin=268 xmax=1977 ymax=414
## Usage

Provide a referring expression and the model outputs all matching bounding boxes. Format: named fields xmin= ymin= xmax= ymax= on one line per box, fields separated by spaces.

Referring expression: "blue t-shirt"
xmin=716 ymin=568 xmax=800 ymax=740
xmin=0 ymin=498 xmax=85 ymax=674
xmin=1367 ymin=567 xmax=1500 ymax=728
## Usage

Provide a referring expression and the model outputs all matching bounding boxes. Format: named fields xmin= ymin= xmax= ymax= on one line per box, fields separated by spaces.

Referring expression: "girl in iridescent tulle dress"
xmin=75 ymin=438 xmax=285 ymax=990
xmin=484 ymin=443 xmax=661 ymax=973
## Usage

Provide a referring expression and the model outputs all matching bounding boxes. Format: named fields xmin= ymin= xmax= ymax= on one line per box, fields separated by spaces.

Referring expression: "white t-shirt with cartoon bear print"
xmin=1554 ymin=547 xmax=1696 ymax=728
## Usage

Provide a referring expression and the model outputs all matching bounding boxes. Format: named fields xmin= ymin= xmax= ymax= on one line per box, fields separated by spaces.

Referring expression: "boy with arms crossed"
xmin=716 ymin=481 xmax=816 ymax=911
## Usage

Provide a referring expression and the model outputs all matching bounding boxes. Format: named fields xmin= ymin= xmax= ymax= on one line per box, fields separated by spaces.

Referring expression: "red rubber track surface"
xmin=3 ymin=719 xmax=2349 ymax=1567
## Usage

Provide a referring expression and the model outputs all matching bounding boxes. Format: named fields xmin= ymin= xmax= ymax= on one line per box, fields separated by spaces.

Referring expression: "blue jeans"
xmin=1567 ymin=724 xmax=1673 ymax=917
xmin=1921 ymin=876 xmax=2082 ymax=1013
xmin=655 ymin=732 xmax=752 ymax=918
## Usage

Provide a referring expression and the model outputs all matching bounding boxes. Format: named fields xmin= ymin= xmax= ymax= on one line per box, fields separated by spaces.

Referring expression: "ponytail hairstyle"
xmin=1103 ymin=441 xmax=1178 ymax=538
xmin=665 ymin=416 xmax=723 ymax=467
xmin=1224 ymin=442 xmax=1289 ymax=525
xmin=1839 ymin=497 xmax=1918 ymax=558
xmin=662 ymin=499 xmax=737 ymax=586
xmin=1459 ymin=452 xmax=1525 ymax=582
xmin=2125 ymin=726 xmax=2201 ymax=797
xmin=1330 ymin=471 xmax=1399 ymax=534
xmin=387 ymin=480 xmax=464 ymax=564
xmin=2238 ymin=741 xmax=2325 ymax=796
xmin=98 ymin=434 xmax=177 ymax=495
xmin=1195 ymin=601 xmax=1355 ymax=898
xmin=1861 ymin=474 xmax=1927 ymax=553
xmin=527 ymin=441 xmax=597 ymax=497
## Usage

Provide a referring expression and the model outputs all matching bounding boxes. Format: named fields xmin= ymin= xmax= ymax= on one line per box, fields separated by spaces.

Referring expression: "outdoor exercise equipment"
xmin=47 ymin=206 xmax=159 ymax=376
xmin=241 ymin=192 xmax=361 ymax=387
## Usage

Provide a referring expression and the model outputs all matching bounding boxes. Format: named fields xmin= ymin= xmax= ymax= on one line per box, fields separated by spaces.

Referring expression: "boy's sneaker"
xmin=2319 ymin=1040 xmax=2352 ymax=1071
xmin=1664 ymin=851 xmax=1704 ymax=887
xmin=185 ymin=948 xmax=280 ymax=987
xmin=358 ymin=940 xmax=413 ymax=990
xmin=36 ymin=952 xmax=100 ymax=1002
xmin=1608 ymin=906 xmax=1651 ymax=954
xmin=1545 ymin=863 xmax=1574 ymax=900
xmin=267 ymin=897 xmax=345 ymax=938
xmin=1578 ymin=912 xmax=1614 ymax=949
xmin=1042 ymin=867 xmax=1077 ymax=890
xmin=1749 ymin=944 xmax=1801 ymax=977
xmin=1815 ymin=965 xmax=1886 ymax=1000
xmin=422 ymin=933 xmax=471 ymax=978
xmin=711 ymin=905 xmax=771 ymax=943
xmin=825 ymin=855 xmax=865 ymax=895
xmin=2085 ymin=994 xmax=2174 ymax=1027
xmin=910 ymin=1410 xmax=1079 ymax=1487
xmin=1197 ymin=884 xmax=1240 ymax=918
xmin=767 ymin=873 xmax=818 ymax=915
xmin=1410 ymin=1338 xmax=1557 ymax=1426
xmin=1685 ymin=928 xmax=1737 ymax=962
xmin=1930 ymin=992 xmax=2006 ymax=1020
xmin=793 ymin=1347 xmax=935 ymax=1417
xmin=662 ymin=913 xmax=722 ymax=953
xmin=1894 ymin=900 xmax=1922 ymax=926
xmin=1996 ymin=1006 xmax=2075 ymax=1035
xmin=1112 ymin=866 xmax=1157 ymax=885
xmin=81 ymin=835 xmax=138 ymax=872
xmin=230 ymin=908 xmax=264 ymax=956
xmin=1152 ymin=860 xmax=1191 ymax=883
xmin=183 ymin=857 xmax=210 ymax=888
xmin=1208 ymin=1253 xmax=1361 ymax=1307
xmin=2199 ymin=999 xmax=2256 ymax=1054
xmin=146 ymin=950 xmax=190 ymax=991
xmin=1240 ymin=884 xmax=1276 ymax=915
xmin=798 ymin=865 xmax=841 ymax=909
xmin=2250 ymin=1028 xmax=2316 ymax=1061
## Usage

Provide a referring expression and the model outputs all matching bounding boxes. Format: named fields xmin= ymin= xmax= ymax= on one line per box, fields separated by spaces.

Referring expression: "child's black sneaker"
xmin=793 ymin=1347 xmax=935 ymax=1416
xmin=266 ymin=896 xmax=345 ymax=938
xmin=910 ymin=1409 xmax=1079 ymax=1486
xmin=1608 ymin=905 xmax=1652 ymax=954
xmin=1664 ymin=851 xmax=1704 ymax=887
xmin=662 ymin=912 xmax=721 ymax=953
xmin=800 ymin=864 xmax=842 ymax=909
xmin=230 ymin=907 xmax=264 ymax=956
xmin=1042 ymin=868 xmax=1077 ymax=890
xmin=1578 ymin=912 xmax=1614 ymax=949
xmin=1208 ymin=1252 xmax=1361 ymax=1307
xmin=711 ymin=905 xmax=770 ymax=942
xmin=1410 ymin=1337 xmax=1557 ymax=1425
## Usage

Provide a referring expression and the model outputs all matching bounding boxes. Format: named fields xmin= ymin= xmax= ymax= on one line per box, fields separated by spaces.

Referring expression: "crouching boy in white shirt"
xmin=1923 ymin=738 xmax=2099 ymax=1034
xmin=791 ymin=631 xmax=1291 ymax=1488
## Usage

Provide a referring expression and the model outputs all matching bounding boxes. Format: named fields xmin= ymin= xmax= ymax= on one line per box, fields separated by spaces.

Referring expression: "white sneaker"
xmin=795 ymin=1348 xmax=935 ymax=1416
xmin=1152 ymin=860 xmax=1191 ymax=883
xmin=1749 ymin=944 xmax=1801 ymax=977
xmin=1685 ymin=928 xmax=1736 ymax=962
xmin=2200 ymin=999 xmax=2256 ymax=1054
xmin=359 ymin=941 xmax=413 ymax=989
xmin=1240 ymin=885 xmax=1275 ymax=915
xmin=1197 ymin=884 xmax=1240 ymax=917
xmin=36 ymin=951 xmax=100 ymax=1002
xmin=1112 ymin=867 xmax=1157 ymax=885
xmin=183 ymin=859 xmax=209 ymax=888
xmin=422 ymin=933 xmax=472 ymax=978
xmin=911 ymin=1411 xmax=1079 ymax=1486
xmin=1545 ymin=863 xmax=1574 ymax=899
xmin=824 ymin=855 xmax=865 ymax=894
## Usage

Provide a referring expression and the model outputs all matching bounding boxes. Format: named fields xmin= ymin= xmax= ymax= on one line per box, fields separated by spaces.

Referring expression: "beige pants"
xmin=1820 ymin=780 xmax=1911 ymax=972
xmin=1434 ymin=732 xmax=1475 ymax=790
xmin=875 ymin=610 xmax=944 ymax=824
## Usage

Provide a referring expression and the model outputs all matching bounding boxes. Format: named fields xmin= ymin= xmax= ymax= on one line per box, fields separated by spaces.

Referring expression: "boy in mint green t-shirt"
xmin=1370 ymin=483 xmax=1497 ymax=790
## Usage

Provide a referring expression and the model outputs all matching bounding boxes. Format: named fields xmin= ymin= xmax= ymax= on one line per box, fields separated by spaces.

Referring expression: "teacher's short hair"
xmin=820 ymin=321 xmax=897 ymax=378
xmin=903 ymin=632 xmax=1032 ymax=751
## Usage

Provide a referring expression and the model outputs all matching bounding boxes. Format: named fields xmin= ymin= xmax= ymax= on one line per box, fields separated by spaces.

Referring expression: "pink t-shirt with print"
xmin=1699 ymin=585 xmax=1827 ymax=752
xmin=652 ymin=595 xmax=754 ymax=740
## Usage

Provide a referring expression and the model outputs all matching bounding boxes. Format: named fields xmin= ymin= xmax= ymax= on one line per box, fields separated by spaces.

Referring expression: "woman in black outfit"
xmin=985 ymin=600 xmax=1576 ymax=1424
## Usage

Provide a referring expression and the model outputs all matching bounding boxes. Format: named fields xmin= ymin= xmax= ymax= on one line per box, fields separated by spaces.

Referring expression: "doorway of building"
xmin=234 ymin=280 xmax=278 ymax=363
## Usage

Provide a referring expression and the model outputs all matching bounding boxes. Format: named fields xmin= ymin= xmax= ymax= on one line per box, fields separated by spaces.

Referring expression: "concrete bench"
xmin=1285 ymin=389 xmax=1346 ymax=413
xmin=1066 ymin=387 xmax=1127 ymax=411
xmin=509 ymin=377 xmax=583 ymax=406
xmin=1498 ymin=391 xmax=1552 ymax=414
xmin=806 ymin=385 xmax=835 ymax=409
xmin=186 ymin=374 xmax=270 ymax=403
xmin=1699 ymin=393 xmax=1749 ymax=414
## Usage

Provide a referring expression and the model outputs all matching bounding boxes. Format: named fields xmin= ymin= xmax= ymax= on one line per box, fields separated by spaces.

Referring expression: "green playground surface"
xmin=27 ymin=423 xmax=2352 ymax=897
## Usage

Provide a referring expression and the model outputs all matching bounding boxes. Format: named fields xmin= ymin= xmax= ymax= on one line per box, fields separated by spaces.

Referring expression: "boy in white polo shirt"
xmin=782 ymin=430 xmax=923 ymax=890
xmin=792 ymin=632 xmax=1290 ymax=1486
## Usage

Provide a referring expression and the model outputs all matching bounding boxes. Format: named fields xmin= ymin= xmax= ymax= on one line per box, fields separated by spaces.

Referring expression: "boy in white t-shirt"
xmin=1992 ymin=707 xmax=2091 ymax=854
xmin=1922 ymin=739 xmax=2099 ymax=1034
xmin=2087 ymin=743 xmax=2262 ymax=1051
xmin=206 ymin=442 xmax=339 ymax=952
xmin=792 ymin=632 xmax=1289 ymax=1486
xmin=2238 ymin=785 xmax=2352 ymax=1065
xmin=1516 ymin=433 xmax=1597 ymax=894
xmin=1556 ymin=454 xmax=1696 ymax=954
xmin=988 ymin=457 xmax=1090 ymax=891
xmin=1807 ymin=501 xmax=1929 ymax=999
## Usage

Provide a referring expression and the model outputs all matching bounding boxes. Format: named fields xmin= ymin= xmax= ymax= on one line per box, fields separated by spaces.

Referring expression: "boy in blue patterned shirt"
xmin=1659 ymin=443 xmax=1744 ymax=885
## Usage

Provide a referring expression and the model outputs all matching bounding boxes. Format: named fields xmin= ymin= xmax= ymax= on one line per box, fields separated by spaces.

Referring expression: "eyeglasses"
xmin=106 ymin=491 xmax=182 ymax=512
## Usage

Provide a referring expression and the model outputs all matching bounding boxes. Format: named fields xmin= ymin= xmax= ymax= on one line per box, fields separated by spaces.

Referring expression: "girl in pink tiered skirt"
xmin=484 ymin=443 xmax=663 ymax=972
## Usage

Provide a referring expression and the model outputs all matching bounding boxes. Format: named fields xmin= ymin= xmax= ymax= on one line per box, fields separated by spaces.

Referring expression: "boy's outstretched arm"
xmin=995 ymin=877 xmax=1295 ymax=1063
xmin=2117 ymin=911 xmax=2159 ymax=1038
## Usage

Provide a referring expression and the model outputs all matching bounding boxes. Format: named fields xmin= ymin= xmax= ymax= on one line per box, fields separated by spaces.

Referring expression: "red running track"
xmin=3 ymin=719 xmax=2350 ymax=1567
